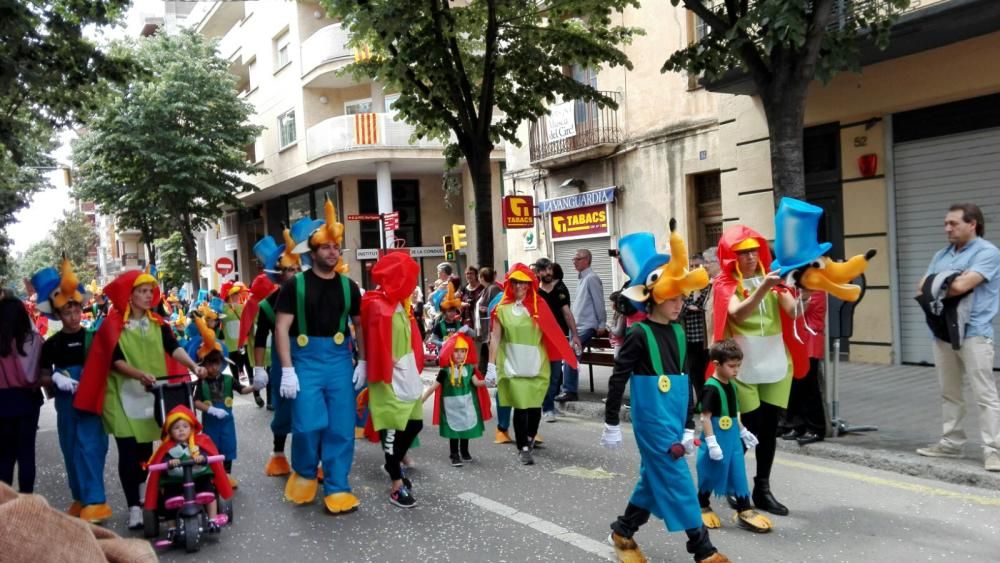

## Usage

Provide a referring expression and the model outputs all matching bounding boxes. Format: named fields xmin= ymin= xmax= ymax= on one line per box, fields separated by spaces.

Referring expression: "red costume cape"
xmin=709 ymin=226 xmax=808 ymax=380
xmin=238 ymin=274 xmax=277 ymax=349
xmin=491 ymin=264 xmax=578 ymax=369
xmin=144 ymin=433 xmax=233 ymax=509
xmin=74 ymin=271 xmax=189 ymax=415
xmin=431 ymin=333 xmax=492 ymax=425
xmin=360 ymin=253 xmax=425 ymax=385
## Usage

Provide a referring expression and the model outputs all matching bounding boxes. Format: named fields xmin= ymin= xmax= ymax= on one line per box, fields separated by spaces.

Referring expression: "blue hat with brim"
xmin=290 ymin=218 xmax=325 ymax=255
xmin=771 ymin=197 xmax=833 ymax=275
xmin=253 ymin=236 xmax=284 ymax=279
xmin=618 ymin=232 xmax=671 ymax=292
xmin=30 ymin=267 xmax=61 ymax=317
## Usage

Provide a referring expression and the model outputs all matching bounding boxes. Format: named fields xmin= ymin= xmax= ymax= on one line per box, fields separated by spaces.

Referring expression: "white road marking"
xmin=458 ymin=491 xmax=617 ymax=561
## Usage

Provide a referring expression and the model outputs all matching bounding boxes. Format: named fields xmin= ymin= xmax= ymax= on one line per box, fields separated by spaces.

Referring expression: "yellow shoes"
xmin=494 ymin=429 xmax=513 ymax=444
xmin=701 ymin=507 xmax=722 ymax=529
xmin=228 ymin=475 xmax=239 ymax=489
xmin=355 ymin=427 xmax=365 ymax=439
xmin=265 ymin=453 xmax=292 ymax=477
xmin=698 ymin=552 xmax=732 ymax=563
xmin=735 ymin=509 xmax=773 ymax=533
xmin=323 ymin=492 xmax=360 ymax=514
xmin=284 ymin=472 xmax=319 ymax=505
xmin=66 ymin=501 xmax=83 ymax=517
xmin=79 ymin=503 xmax=113 ymax=524
xmin=608 ymin=532 xmax=648 ymax=563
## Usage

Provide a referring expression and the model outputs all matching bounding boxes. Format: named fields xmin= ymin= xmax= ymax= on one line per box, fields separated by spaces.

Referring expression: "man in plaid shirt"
xmin=683 ymin=254 xmax=711 ymax=406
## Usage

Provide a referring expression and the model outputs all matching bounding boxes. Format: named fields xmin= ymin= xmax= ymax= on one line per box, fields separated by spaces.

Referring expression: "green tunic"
xmin=102 ymin=320 xmax=170 ymax=443
xmin=728 ymin=281 xmax=793 ymax=411
xmin=496 ymin=303 xmax=550 ymax=409
xmin=222 ymin=303 xmax=243 ymax=352
xmin=160 ymin=444 xmax=211 ymax=484
xmin=437 ymin=364 xmax=484 ymax=439
xmin=369 ymin=309 xmax=423 ymax=431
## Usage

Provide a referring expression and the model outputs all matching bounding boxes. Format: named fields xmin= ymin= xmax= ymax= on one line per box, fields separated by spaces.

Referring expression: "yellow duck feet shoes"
xmin=608 ymin=532 xmax=648 ymax=563
xmin=701 ymin=507 xmax=722 ymax=529
xmin=66 ymin=501 xmax=83 ymax=517
xmin=284 ymin=472 xmax=319 ymax=504
xmin=324 ymin=492 xmax=360 ymax=514
xmin=735 ymin=509 xmax=773 ymax=533
xmin=494 ymin=429 xmax=513 ymax=444
xmin=265 ymin=453 xmax=292 ymax=476
xmin=697 ymin=552 xmax=732 ymax=563
xmin=79 ymin=503 xmax=113 ymax=524
xmin=228 ymin=475 xmax=239 ymax=489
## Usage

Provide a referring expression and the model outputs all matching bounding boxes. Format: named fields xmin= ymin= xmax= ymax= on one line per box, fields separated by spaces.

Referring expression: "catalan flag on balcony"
xmin=355 ymin=112 xmax=378 ymax=145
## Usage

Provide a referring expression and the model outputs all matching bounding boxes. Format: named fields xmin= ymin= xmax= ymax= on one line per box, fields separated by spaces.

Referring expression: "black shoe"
xmin=781 ymin=429 xmax=803 ymax=441
xmin=725 ymin=495 xmax=739 ymax=510
xmin=796 ymin=431 xmax=824 ymax=445
xmin=383 ymin=463 xmax=413 ymax=490
xmin=554 ymin=392 xmax=578 ymax=402
xmin=254 ymin=393 xmax=265 ymax=408
xmin=518 ymin=447 xmax=534 ymax=465
xmin=450 ymin=454 xmax=463 ymax=467
xmin=460 ymin=452 xmax=473 ymax=462
xmin=389 ymin=486 xmax=416 ymax=508
xmin=752 ymin=477 xmax=789 ymax=516
xmin=266 ymin=404 xmax=275 ymax=412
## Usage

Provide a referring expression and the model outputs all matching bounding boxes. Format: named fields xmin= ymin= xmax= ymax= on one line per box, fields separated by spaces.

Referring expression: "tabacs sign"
xmin=502 ymin=195 xmax=535 ymax=229
xmin=550 ymin=204 xmax=608 ymax=240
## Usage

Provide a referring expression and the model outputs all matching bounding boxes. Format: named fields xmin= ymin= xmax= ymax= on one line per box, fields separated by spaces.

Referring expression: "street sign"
xmin=214 ymin=257 xmax=234 ymax=275
xmin=383 ymin=211 xmax=400 ymax=231
xmin=348 ymin=213 xmax=381 ymax=221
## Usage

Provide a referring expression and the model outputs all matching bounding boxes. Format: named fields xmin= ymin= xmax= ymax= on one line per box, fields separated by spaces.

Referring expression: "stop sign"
xmin=215 ymin=257 xmax=234 ymax=275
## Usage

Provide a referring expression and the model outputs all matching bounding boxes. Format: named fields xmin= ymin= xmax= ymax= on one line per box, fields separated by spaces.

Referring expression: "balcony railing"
xmin=529 ymin=91 xmax=622 ymax=164
xmin=301 ymin=23 xmax=353 ymax=77
xmin=306 ymin=112 xmax=446 ymax=161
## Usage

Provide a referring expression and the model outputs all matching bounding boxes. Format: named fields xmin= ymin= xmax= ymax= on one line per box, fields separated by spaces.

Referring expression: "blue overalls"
xmin=627 ymin=323 xmax=702 ymax=532
xmin=200 ymin=375 xmax=237 ymax=461
xmin=55 ymin=331 xmax=110 ymax=505
xmin=696 ymin=378 xmax=750 ymax=498
xmin=289 ymin=273 xmax=355 ymax=496
xmin=261 ymin=300 xmax=309 ymax=466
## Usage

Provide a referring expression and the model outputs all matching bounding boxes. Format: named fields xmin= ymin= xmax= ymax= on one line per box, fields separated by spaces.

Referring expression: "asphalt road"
xmin=26 ymin=390 xmax=1000 ymax=562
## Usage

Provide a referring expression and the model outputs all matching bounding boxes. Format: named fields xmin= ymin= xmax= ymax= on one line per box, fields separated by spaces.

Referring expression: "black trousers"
xmin=512 ymin=408 xmax=541 ymax=449
xmin=0 ymin=409 xmax=41 ymax=493
xmin=115 ymin=437 xmax=153 ymax=507
xmin=449 ymin=439 xmax=470 ymax=456
xmin=699 ymin=491 xmax=750 ymax=511
xmin=381 ymin=419 xmax=423 ymax=481
xmin=229 ymin=349 xmax=259 ymax=397
xmin=740 ymin=402 xmax=780 ymax=480
xmin=610 ymin=503 xmax=717 ymax=561
xmin=687 ymin=342 xmax=708 ymax=411
xmin=785 ymin=358 xmax=827 ymax=435
xmin=273 ymin=433 xmax=287 ymax=453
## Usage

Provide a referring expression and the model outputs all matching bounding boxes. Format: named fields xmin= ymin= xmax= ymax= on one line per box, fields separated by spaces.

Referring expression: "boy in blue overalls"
xmin=601 ymin=223 xmax=730 ymax=563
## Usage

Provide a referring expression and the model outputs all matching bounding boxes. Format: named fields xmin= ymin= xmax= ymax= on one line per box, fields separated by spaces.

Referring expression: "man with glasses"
xmin=556 ymin=249 xmax=607 ymax=402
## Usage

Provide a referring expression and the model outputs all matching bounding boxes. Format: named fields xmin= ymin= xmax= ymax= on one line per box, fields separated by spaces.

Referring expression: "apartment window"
xmin=345 ymin=98 xmax=373 ymax=115
xmin=278 ymin=109 xmax=297 ymax=149
xmin=385 ymin=94 xmax=400 ymax=120
xmin=247 ymin=57 xmax=258 ymax=90
xmin=274 ymin=30 xmax=291 ymax=71
xmin=287 ymin=192 xmax=311 ymax=224
xmin=569 ymin=65 xmax=598 ymax=125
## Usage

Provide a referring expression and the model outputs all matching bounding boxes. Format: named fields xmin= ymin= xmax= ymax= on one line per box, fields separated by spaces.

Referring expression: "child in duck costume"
xmin=33 ymin=258 xmax=111 ymax=523
xmin=422 ymin=329 xmax=492 ymax=466
xmin=143 ymin=405 xmax=233 ymax=524
xmin=428 ymin=283 xmax=464 ymax=347
xmin=485 ymin=264 xmax=576 ymax=464
xmin=359 ymin=252 xmax=425 ymax=508
xmin=602 ymin=220 xmax=730 ymax=563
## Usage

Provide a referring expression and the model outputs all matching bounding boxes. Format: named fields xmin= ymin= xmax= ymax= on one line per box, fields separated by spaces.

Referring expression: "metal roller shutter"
xmin=554 ymin=237 xmax=614 ymax=328
xmin=894 ymin=126 xmax=1000 ymax=367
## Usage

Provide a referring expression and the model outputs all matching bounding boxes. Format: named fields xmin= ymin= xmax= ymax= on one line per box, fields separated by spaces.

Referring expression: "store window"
xmin=287 ymin=192 xmax=311 ymax=224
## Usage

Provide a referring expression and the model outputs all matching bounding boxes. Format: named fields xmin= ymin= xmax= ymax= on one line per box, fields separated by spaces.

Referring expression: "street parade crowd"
xmin=0 ymin=196 xmax=881 ymax=562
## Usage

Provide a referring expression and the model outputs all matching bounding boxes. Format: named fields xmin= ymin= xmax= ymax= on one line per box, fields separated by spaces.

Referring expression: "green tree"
xmin=10 ymin=240 xmax=59 ymax=296
xmin=52 ymin=209 xmax=100 ymax=284
xmin=154 ymin=232 xmax=188 ymax=290
xmin=0 ymin=118 xmax=55 ymax=280
xmin=663 ymin=0 xmax=910 ymax=202
xmin=73 ymin=31 xmax=263 ymax=291
xmin=322 ymin=0 xmax=640 ymax=267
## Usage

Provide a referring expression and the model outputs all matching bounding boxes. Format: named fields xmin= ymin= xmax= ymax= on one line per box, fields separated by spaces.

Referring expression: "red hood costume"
xmin=238 ymin=273 xmax=277 ymax=348
xmin=709 ymin=226 xmax=808 ymax=380
xmin=432 ymin=331 xmax=493 ymax=426
xmin=143 ymin=406 xmax=233 ymax=510
xmin=360 ymin=252 xmax=425 ymax=385
xmin=74 ymin=269 xmax=189 ymax=414
xmin=492 ymin=264 xmax=578 ymax=369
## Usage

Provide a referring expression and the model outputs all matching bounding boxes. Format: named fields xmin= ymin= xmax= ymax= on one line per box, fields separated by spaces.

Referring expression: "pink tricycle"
xmin=144 ymin=455 xmax=234 ymax=553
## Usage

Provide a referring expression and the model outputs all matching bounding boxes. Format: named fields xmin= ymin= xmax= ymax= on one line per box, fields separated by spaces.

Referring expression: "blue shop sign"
xmin=538 ymin=186 xmax=617 ymax=214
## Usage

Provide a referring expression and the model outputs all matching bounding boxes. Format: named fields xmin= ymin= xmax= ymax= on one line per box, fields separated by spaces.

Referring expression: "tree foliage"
xmin=153 ymin=232 xmax=188 ymax=290
xmin=663 ymin=0 xmax=910 ymax=202
xmin=322 ymin=0 xmax=641 ymax=267
xmin=73 ymin=30 xmax=264 ymax=291
xmin=0 ymin=118 xmax=55 ymax=278
xmin=52 ymin=209 xmax=100 ymax=284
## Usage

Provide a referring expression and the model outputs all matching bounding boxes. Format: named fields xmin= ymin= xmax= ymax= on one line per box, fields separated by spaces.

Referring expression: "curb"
xmin=557 ymin=399 xmax=1000 ymax=491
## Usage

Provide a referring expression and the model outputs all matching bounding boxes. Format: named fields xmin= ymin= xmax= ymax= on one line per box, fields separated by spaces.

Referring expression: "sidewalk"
xmin=554 ymin=361 xmax=1000 ymax=490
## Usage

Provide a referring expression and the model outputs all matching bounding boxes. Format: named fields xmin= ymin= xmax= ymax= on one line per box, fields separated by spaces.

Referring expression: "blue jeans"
xmin=562 ymin=327 xmax=597 ymax=394
xmin=542 ymin=360 xmax=564 ymax=413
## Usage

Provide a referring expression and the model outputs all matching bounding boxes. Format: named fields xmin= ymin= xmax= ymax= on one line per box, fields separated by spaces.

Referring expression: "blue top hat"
xmin=209 ymin=296 xmax=226 ymax=317
xmin=618 ymin=232 xmax=671 ymax=290
xmin=771 ymin=197 xmax=834 ymax=275
xmin=30 ymin=267 xmax=61 ymax=317
xmin=290 ymin=217 xmax=325 ymax=255
xmin=253 ymin=236 xmax=285 ymax=279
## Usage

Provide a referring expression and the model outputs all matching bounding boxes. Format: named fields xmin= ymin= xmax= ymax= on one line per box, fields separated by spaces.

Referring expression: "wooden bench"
xmin=579 ymin=336 xmax=615 ymax=393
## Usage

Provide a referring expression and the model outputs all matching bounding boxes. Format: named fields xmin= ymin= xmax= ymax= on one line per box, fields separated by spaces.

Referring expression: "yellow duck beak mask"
xmin=622 ymin=219 xmax=710 ymax=304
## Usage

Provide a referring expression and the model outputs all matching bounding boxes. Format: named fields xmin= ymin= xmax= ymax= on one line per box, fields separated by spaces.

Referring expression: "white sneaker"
xmin=542 ymin=411 xmax=557 ymax=423
xmin=985 ymin=451 xmax=1000 ymax=472
xmin=127 ymin=505 xmax=143 ymax=529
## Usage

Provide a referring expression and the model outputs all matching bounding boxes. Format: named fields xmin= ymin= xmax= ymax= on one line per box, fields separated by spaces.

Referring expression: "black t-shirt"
xmin=539 ymin=281 xmax=571 ymax=335
xmin=275 ymin=270 xmax=362 ymax=337
xmin=604 ymin=319 xmax=694 ymax=428
xmin=431 ymin=318 xmax=463 ymax=341
xmin=41 ymin=329 xmax=88 ymax=370
xmin=699 ymin=378 xmax=738 ymax=418
xmin=253 ymin=292 xmax=280 ymax=349
xmin=111 ymin=324 xmax=180 ymax=363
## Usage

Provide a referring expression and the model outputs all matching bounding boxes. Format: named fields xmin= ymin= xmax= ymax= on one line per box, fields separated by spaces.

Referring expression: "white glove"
xmin=706 ymin=435 xmax=723 ymax=460
xmin=207 ymin=406 xmax=229 ymax=419
xmin=52 ymin=371 xmax=78 ymax=393
xmin=484 ymin=363 xmax=498 ymax=386
xmin=280 ymin=367 xmax=300 ymax=399
xmin=682 ymin=428 xmax=696 ymax=455
xmin=252 ymin=367 xmax=268 ymax=391
xmin=600 ymin=423 xmax=623 ymax=449
xmin=740 ymin=427 xmax=759 ymax=449
xmin=352 ymin=360 xmax=367 ymax=392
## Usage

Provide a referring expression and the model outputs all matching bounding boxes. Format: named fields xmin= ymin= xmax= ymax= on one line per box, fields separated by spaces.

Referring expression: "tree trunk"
xmin=178 ymin=222 xmax=200 ymax=292
xmin=468 ymin=151 xmax=494 ymax=270
xmin=762 ymin=90 xmax=808 ymax=207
